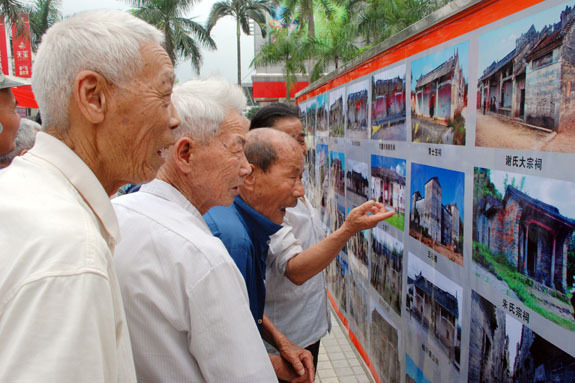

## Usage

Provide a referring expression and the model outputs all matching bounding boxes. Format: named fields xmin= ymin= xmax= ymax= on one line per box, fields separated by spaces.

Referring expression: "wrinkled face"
xmin=107 ymin=42 xmax=180 ymax=184
xmin=251 ymin=144 xmax=305 ymax=224
xmin=273 ymin=116 xmax=306 ymax=154
xmin=193 ymin=111 xmax=251 ymax=211
xmin=0 ymin=89 xmax=21 ymax=155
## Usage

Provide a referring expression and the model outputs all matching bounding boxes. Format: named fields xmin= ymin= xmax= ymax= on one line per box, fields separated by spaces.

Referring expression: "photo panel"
xmin=329 ymin=87 xmax=346 ymax=138
xmin=316 ymin=93 xmax=329 ymax=137
xmin=476 ymin=0 xmax=575 ymax=153
xmin=330 ymin=150 xmax=346 ymax=198
xmin=315 ymin=142 xmax=329 ymax=220
xmin=410 ymin=163 xmax=465 ymax=266
xmin=346 ymin=158 xmax=370 ymax=206
xmin=371 ymin=154 xmax=407 ymax=232
xmin=371 ymin=64 xmax=407 ymax=141
xmin=405 ymin=253 xmax=463 ymax=381
xmin=406 ymin=353 xmax=432 ymax=383
xmin=348 ymin=204 xmax=370 ymax=280
xmin=411 ymin=41 xmax=469 ymax=145
xmin=369 ymin=301 xmax=401 ymax=383
xmin=468 ymin=290 xmax=575 ymax=382
xmin=473 ymin=167 xmax=575 ymax=332
xmin=346 ymin=79 xmax=370 ymax=140
xmin=349 ymin=271 xmax=369 ymax=345
xmin=327 ymin=253 xmax=348 ymax=313
xmin=370 ymin=226 xmax=403 ymax=316
xmin=305 ymin=98 xmax=317 ymax=138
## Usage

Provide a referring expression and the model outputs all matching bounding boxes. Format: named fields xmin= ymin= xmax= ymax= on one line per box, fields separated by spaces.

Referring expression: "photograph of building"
xmin=316 ymin=143 xmax=329 ymax=216
xmin=346 ymin=159 xmax=369 ymax=206
xmin=371 ymin=64 xmax=407 ymax=140
xmin=406 ymin=253 xmax=463 ymax=372
xmin=406 ymin=353 xmax=432 ymax=383
xmin=330 ymin=151 xmax=345 ymax=197
xmin=326 ymin=253 xmax=348 ymax=313
xmin=316 ymin=93 xmax=329 ymax=136
xmin=411 ymin=41 xmax=469 ymax=145
xmin=370 ymin=227 xmax=403 ymax=315
xmin=473 ymin=168 xmax=575 ymax=332
xmin=305 ymin=99 xmax=317 ymax=137
xmin=329 ymin=87 xmax=345 ymax=137
xmin=476 ymin=1 xmax=575 ymax=153
xmin=349 ymin=272 xmax=369 ymax=341
xmin=468 ymin=290 xmax=575 ymax=383
xmin=410 ymin=163 xmax=465 ymax=265
xmin=371 ymin=154 xmax=406 ymax=231
xmin=346 ymin=80 xmax=370 ymax=139
xmin=370 ymin=307 xmax=401 ymax=383
xmin=348 ymin=210 xmax=369 ymax=280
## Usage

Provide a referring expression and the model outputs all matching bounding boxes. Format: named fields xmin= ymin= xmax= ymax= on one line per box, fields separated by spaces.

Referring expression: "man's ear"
xmin=173 ymin=136 xmax=194 ymax=173
xmin=241 ymin=164 xmax=257 ymax=191
xmin=73 ymin=70 xmax=108 ymax=124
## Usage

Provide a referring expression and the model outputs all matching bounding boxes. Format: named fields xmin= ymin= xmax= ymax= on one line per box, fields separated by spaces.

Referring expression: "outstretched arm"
xmin=285 ymin=200 xmax=395 ymax=285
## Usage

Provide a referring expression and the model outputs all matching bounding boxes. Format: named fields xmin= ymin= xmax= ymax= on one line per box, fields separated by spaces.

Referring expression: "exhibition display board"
xmin=296 ymin=0 xmax=575 ymax=381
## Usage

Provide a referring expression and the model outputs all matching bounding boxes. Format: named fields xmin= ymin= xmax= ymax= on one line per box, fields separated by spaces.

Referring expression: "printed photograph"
xmin=348 ymin=205 xmax=370 ymax=280
xmin=468 ymin=290 xmax=575 ymax=382
xmin=371 ymin=154 xmax=406 ymax=231
xmin=409 ymin=163 xmax=465 ymax=266
xmin=303 ymin=146 xmax=316 ymax=203
xmin=406 ymin=253 xmax=463 ymax=373
xmin=349 ymin=272 xmax=369 ymax=342
xmin=330 ymin=151 xmax=346 ymax=197
xmin=473 ymin=167 xmax=575 ymax=331
xmin=305 ymin=99 xmax=317 ymax=137
xmin=329 ymin=87 xmax=346 ymax=137
xmin=370 ymin=226 xmax=403 ymax=315
xmin=371 ymin=64 xmax=407 ymax=141
xmin=316 ymin=143 xmax=329 ymax=217
xmin=406 ymin=353 xmax=432 ymax=383
xmin=346 ymin=80 xmax=370 ymax=139
xmin=370 ymin=305 xmax=401 ymax=383
xmin=316 ymin=93 xmax=329 ymax=136
xmin=411 ymin=41 xmax=469 ymax=145
xmin=346 ymin=158 xmax=370 ymax=206
xmin=476 ymin=1 xmax=575 ymax=153
xmin=327 ymin=253 xmax=348 ymax=312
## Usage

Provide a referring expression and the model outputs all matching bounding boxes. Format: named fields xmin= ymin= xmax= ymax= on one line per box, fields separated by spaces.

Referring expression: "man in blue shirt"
xmin=205 ymin=128 xmax=313 ymax=383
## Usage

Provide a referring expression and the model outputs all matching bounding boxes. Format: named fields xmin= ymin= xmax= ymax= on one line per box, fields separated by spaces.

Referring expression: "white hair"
xmin=0 ymin=118 xmax=40 ymax=167
xmin=171 ymin=78 xmax=247 ymax=143
xmin=31 ymin=9 xmax=165 ymax=132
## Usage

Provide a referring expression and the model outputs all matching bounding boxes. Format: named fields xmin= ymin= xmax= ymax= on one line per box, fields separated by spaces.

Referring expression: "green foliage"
xmin=385 ymin=212 xmax=404 ymax=232
xmin=27 ymin=0 xmax=62 ymax=51
xmin=0 ymin=0 xmax=26 ymax=37
xmin=244 ymin=106 xmax=260 ymax=119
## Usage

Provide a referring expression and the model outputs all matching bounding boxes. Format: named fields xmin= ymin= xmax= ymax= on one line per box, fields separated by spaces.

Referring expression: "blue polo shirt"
xmin=204 ymin=196 xmax=282 ymax=332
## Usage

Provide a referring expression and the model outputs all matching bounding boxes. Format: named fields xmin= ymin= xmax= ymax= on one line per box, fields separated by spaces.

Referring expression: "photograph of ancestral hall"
xmin=346 ymin=80 xmax=370 ymax=140
xmin=316 ymin=93 xmax=329 ymax=136
xmin=371 ymin=64 xmax=407 ymax=140
xmin=476 ymin=1 xmax=575 ymax=153
xmin=329 ymin=87 xmax=345 ymax=137
xmin=305 ymin=99 xmax=317 ymax=137
xmin=409 ymin=163 xmax=465 ymax=266
xmin=411 ymin=41 xmax=469 ymax=145
xmin=370 ymin=226 xmax=403 ymax=315
xmin=316 ymin=144 xmax=329 ymax=215
xmin=406 ymin=253 xmax=463 ymax=375
xmin=326 ymin=254 xmax=348 ymax=312
xmin=349 ymin=273 xmax=369 ymax=341
xmin=371 ymin=154 xmax=406 ymax=231
xmin=473 ymin=167 xmax=575 ymax=332
xmin=330 ymin=151 xmax=345 ymax=197
xmin=405 ymin=353 xmax=432 ymax=383
xmin=346 ymin=158 xmax=370 ymax=206
xmin=347 ymin=207 xmax=369 ymax=280
xmin=370 ymin=307 xmax=401 ymax=383
xmin=468 ymin=290 xmax=575 ymax=382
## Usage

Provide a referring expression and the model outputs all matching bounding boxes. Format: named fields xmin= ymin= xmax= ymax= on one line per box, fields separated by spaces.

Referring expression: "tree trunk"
xmin=285 ymin=55 xmax=291 ymax=101
xmin=236 ymin=19 xmax=242 ymax=86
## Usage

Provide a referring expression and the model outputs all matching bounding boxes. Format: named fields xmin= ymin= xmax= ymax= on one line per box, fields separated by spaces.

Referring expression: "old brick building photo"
xmin=473 ymin=167 xmax=575 ymax=332
xmin=406 ymin=253 xmax=463 ymax=375
xmin=346 ymin=80 xmax=370 ymax=140
xmin=476 ymin=1 xmax=575 ymax=153
xmin=370 ymin=227 xmax=403 ymax=315
xmin=316 ymin=93 xmax=328 ymax=136
xmin=326 ymin=254 xmax=348 ymax=313
xmin=346 ymin=159 xmax=370 ymax=206
xmin=371 ymin=64 xmax=407 ymax=140
xmin=349 ymin=272 xmax=369 ymax=341
xmin=329 ymin=87 xmax=345 ymax=137
xmin=330 ymin=151 xmax=345 ymax=197
xmin=411 ymin=41 xmax=468 ymax=145
xmin=371 ymin=154 xmax=406 ymax=231
xmin=410 ymin=163 xmax=465 ymax=265
xmin=304 ymin=99 xmax=317 ymax=137
xmin=370 ymin=307 xmax=401 ymax=383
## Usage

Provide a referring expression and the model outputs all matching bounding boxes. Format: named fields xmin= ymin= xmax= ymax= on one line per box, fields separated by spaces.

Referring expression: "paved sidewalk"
xmin=316 ymin=307 xmax=374 ymax=383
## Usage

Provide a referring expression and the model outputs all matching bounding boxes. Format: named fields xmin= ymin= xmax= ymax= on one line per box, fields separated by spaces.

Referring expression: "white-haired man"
xmin=113 ymin=79 xmax=301 ymax=382
xmin=0 ymin=118 xmax=41 ymax=168
xmin=0 ymin=10 xmax=179 ymax=382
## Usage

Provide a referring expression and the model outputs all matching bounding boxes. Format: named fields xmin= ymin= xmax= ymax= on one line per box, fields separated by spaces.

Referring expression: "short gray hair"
xmin=244 ymin=128 xmax=296 ymax=172
xmin=0 ymin=118 xmax=40 ymax=167
xmin=171 ymin=78 xmax=246 ymax=143
xmin=32 ymin=9 xmax=165 ymax=132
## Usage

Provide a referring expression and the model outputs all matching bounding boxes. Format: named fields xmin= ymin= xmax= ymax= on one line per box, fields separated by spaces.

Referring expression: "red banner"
xmin=0 ymin=19 xmax=9 ymax=75
xmin=11 ymin=14 xmax=32 ymax=78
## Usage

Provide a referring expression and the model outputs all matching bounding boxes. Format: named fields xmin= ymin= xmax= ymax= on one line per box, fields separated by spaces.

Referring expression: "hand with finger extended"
xmin=342 ymin=200 xmax=396 ymax=234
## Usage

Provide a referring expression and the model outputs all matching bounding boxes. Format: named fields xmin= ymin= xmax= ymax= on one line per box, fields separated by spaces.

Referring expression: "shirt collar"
xmin=234 ymin=195 xmax=282 ymax=239
xmin=27 ymin=132 xmax=120 ymax=244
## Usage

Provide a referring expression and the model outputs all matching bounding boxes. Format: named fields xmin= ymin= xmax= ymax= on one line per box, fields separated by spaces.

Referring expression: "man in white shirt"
xmin=113 ymin=79 xmax=302 ymax=382
xmin=0 ymin=10 xmax=180 ymax=382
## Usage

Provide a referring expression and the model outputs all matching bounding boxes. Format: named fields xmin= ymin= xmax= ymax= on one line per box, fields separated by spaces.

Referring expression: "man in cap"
xmin=0 ymin=73 xmax=26 ymax=155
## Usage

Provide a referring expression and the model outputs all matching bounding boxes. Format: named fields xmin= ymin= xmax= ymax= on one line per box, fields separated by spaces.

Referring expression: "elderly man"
xmin=206 ymin=125 xmax=394 ymax=367
xmin=0 ymin=73 xmax=26 ymax=155
xmin=0 ymin=118 xmax=41 ymax=168
xmin=112 ymin=79 xmax=284 ymax=382
xmin=0 ymin=10 xmax=179 ymax=382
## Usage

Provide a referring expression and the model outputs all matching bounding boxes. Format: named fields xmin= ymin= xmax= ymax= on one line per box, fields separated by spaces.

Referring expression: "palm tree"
xmin=206 ymin=0 xmax=270 ymax=86
xmin=125 ymin=0 xmax=216 ymax=73
xmin=27 ymin=0 xmax=62 ymax=51
xmin=282 ymin=0 xmax=333 ymax=40
xmin=0 ymin=0 xmax=26 ymax=37
xmin=251 ymin=28 xmax=309 ymax=101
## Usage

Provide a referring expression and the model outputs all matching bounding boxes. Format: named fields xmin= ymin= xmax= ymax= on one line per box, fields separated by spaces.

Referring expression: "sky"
xmin=373 ymin=63 xmax=405 ymax=82
xmin=478 ymin=0 xmax=575 ymax=73
xmin=411 ymin=40 xmax=469 ymax=91
xmin=371 ymin=154 xmax=406 ymax=177
xmin=410 ymin=162 xmax=465 ymax=221
xmin=36 ymin=0 xmax=258 ymax=84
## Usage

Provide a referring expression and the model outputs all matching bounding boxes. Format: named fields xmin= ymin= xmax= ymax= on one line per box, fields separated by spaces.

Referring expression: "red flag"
xmin=11 ymin=14 xmax=32 ymax=78
xmin=0 ymin=19 xmax=9 ymax=75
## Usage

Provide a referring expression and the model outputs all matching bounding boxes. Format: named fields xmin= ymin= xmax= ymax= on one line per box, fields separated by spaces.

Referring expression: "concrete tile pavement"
xmin=316 ymin=307 xmax=374 ymax=383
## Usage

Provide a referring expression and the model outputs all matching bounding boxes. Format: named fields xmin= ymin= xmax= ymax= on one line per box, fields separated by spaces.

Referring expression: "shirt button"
xmin=258 ymin=319 xmax=263 ymax=324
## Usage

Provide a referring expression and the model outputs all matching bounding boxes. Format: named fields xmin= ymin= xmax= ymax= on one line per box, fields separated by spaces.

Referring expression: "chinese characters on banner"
xmin=11 ymin=14 xmax=32 ymax=78
xmin=0 ymin=19 xmax=9 ymax=75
